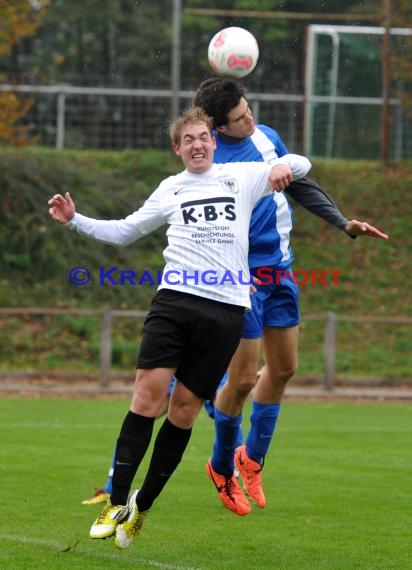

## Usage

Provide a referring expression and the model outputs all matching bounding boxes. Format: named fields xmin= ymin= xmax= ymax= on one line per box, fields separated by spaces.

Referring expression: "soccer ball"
xmin=208 ymin=27 xmax=259 ymax=78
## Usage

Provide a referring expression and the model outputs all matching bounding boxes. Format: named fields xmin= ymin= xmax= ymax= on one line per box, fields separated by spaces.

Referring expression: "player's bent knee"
xmin=233 ymin=373 xmax=258 ymax=396
xmin=274 ymin=364 xmax=297 ymax=384
xmin=168 ymin=401 xmax=200 ymax=429
xmin=263 ymin=361 xmax=297 ymax=386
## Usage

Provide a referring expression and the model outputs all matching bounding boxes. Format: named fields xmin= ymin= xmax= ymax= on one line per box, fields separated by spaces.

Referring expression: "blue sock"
xmin=103 ymin=451 xmax=115 ymax=494
xmin=211 ymin=406 xmax=242 ymax=477
xmin=246 ymin=401 xmax=281 ymax=465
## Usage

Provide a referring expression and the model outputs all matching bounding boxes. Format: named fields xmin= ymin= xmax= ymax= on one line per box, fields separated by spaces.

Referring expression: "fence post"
xmin=324 ymin=312 xmax=337 ymax=391
xmin=56 ymin=90 xmax=66 ymax=149
xmin=100 ymin=310 xmax=113 ymax=388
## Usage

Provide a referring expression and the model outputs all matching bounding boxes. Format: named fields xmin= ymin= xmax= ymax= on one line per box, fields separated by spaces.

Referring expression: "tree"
xmin=0 ymin=0 xmax=49 ymax=146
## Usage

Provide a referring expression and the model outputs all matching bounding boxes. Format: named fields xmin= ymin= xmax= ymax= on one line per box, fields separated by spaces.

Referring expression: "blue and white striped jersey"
xmin=213 ymin=124 xmax=293 ymax=269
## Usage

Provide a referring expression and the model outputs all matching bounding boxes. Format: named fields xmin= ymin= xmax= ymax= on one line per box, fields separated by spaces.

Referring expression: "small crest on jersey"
xmin=221 ymin=178 xmax=239 ymax=194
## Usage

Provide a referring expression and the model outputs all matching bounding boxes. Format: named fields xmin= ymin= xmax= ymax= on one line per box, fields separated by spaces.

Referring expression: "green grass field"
xmin=0 ymin=398 xmax=411 ymax=570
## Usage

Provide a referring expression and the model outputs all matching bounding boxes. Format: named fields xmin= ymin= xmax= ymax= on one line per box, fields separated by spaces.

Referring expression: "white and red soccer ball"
xmin=208 ymin=27 xmax=259 ymax=78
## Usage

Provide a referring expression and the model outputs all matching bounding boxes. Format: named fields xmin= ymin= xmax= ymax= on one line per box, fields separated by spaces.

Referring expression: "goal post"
xmin=304 ymin=24 xmax=412 ymax=160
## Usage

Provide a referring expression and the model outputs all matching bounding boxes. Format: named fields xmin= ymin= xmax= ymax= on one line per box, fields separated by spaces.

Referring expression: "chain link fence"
xmin=2 ymin=22 xmax=412 ymax=159
xmin=0 ymin=82 xmax=307 ymax=153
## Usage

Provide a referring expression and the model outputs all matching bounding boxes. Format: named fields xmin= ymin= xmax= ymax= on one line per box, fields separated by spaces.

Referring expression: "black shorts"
xmin=137 ymin=289 xmax=244 ymax=400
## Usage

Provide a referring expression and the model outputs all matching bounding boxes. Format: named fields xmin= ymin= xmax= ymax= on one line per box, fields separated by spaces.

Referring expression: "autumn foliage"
xmin=0 ymin=0 xmax=49 ymax=146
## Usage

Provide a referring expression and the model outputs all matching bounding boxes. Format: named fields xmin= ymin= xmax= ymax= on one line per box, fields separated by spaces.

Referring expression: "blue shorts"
xmin=242 ymin=265 xmax=300 ymax=339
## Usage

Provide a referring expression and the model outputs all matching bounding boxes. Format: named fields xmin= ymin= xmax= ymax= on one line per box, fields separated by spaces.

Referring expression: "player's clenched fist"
xmin=268 ymin=164 xmax=293 ymax=192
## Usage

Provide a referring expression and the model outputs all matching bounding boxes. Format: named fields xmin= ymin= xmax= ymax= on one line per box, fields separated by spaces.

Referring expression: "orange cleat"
xmin=206 ymin=459 xmax=251 ymax=516
xmin=82 ymin=488 xmax=110 ymax=505
xmin=235 ymin=445 xmax=266 ymax=508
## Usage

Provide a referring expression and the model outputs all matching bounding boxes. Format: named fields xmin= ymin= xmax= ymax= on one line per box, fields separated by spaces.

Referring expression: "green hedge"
xmin=0 ymin=147 xmax=180 ymax=308
xmin=1 ymin=149 xmax=411 ymax=377
xmin=1 ymin=148 xmax=410 ymax=317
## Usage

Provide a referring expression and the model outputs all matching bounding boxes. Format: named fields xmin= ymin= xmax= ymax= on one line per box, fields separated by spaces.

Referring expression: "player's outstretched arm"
xmin=48 ymin=192 xmax=75 ymax=224
xmin=48 ymin=187 xmax=166 ymax=246
xmin=346 ymin=219 xmax=389 ymax=240
xmin=285 ymin=177 xmax=349 ymax=232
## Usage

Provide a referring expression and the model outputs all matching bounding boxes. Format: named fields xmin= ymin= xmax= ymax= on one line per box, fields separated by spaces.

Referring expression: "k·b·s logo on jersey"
xmin=181 ymin=197 xmax=236 ymax=224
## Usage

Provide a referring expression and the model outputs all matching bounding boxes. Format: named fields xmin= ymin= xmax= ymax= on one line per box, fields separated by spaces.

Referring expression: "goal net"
xmin=304 ymin=24 xmax=412 ymax=159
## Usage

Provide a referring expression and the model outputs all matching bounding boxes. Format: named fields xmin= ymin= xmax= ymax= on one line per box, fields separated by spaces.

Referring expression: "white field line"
xmin=0 ymin=533 xmax=204 ymax=570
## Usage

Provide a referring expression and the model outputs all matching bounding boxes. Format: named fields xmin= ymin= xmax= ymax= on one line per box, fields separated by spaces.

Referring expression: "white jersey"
xmin=68 ymin=156 xmax=310 ymax=309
